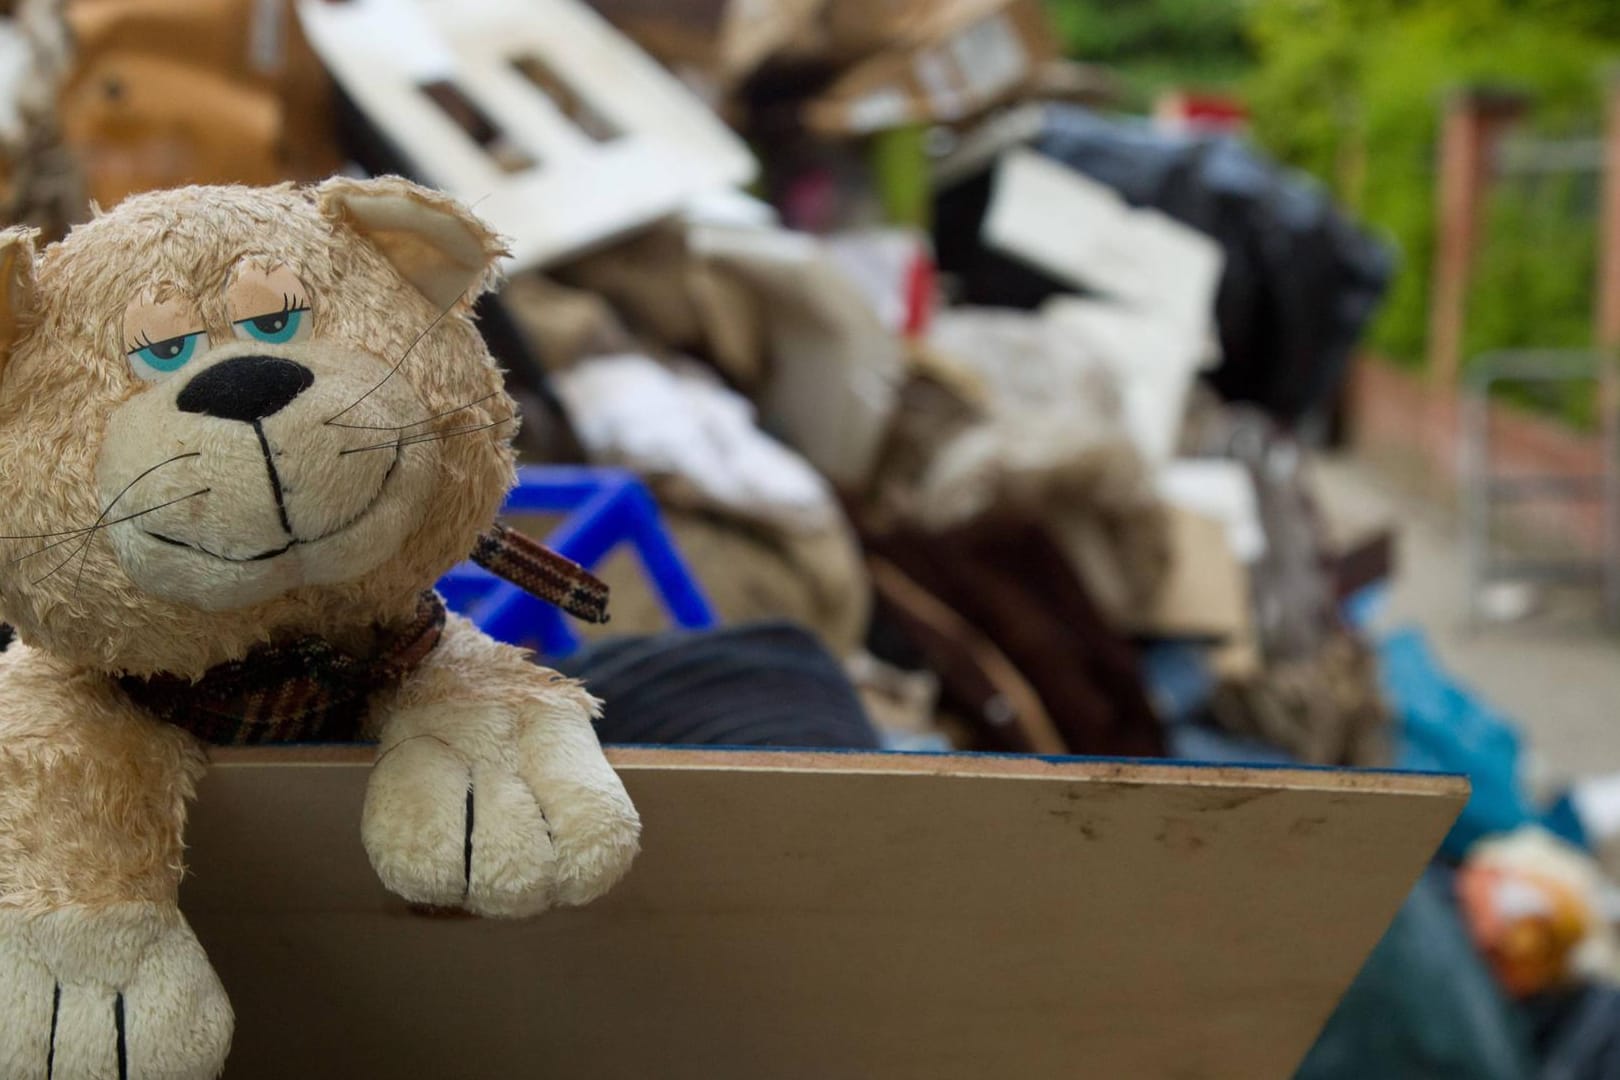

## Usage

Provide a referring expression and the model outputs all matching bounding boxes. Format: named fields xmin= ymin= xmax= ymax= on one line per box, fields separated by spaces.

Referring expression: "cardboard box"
xmin=819 ymin=0 xmax=939 ymax=60
xmin=803 ymin=0 xmax=1057 ymax=136
xmin=557 ymin=221 xmax=770 ymax=388
xmin=1133 ymin=504 xmax=1262 ymax=676
xmin=186 ymin=746 xmax=1466 ymax=1078
xmin=61 ymin=0 xmax=341 ymax=207
xmin=586 ymin=0 xmax=826 ymax=87
xmin=690 ymin=223 xmax=906 ymax=490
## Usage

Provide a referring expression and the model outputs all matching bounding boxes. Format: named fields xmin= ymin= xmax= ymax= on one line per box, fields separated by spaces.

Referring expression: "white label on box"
xmin=1157 ymin=460 xmax=1266 ymax=563
xmin=913 ymin=48 xmax=964 ymax=119
xmin=950 ymin=14 xmax=1027 ymax=101
xmin=845 ymin=87 xmax=913 ymax=134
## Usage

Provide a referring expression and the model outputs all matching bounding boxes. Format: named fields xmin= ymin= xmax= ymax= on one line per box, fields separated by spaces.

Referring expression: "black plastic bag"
xmin=933 ymin=105 xmax=1394 ymax=425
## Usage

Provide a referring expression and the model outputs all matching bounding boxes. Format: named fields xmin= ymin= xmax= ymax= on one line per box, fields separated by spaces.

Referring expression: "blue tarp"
xmin=1380 ymin=627 xmax=1537 ymax=859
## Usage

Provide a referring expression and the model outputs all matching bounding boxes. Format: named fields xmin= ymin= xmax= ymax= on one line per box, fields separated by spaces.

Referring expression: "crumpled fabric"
xmin=575 ymin=506 xmax=872 ymax=660
xmin=555 ymin=620 xmax=881 ymax=750
xmin=863 ymin=513 xmax=1165 ymax=758
xmin=1182 ymin=394 xmax=1391 ymax=766
xmin=1534 ymin=986 xmax=1620 ymax=1080
xmin=1208 ymin=628 xmax=1389 ymax=767
xmin=555 ymin=352 xmax=840 ymax=537
xmin=551 ymin=352 xmax=871 ymax=655
xmin=870 ymin=307 xmax=1170 ymax=626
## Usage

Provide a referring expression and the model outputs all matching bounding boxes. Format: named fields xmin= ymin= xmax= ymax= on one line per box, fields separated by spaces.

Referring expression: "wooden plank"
xmin=184 ymin=747 xmax=1466 ymax=1079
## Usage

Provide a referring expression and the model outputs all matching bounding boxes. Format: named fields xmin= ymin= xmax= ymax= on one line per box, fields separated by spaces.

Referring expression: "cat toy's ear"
xmin=0 ymin=227 xmax=39 ymax=388
xmin=315 ymin=176 xmax=509 ymax=310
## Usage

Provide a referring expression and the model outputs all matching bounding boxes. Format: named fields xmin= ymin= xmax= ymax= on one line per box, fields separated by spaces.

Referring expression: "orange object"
xmin=1456 ymin=862 xmax=1594 ymax=997
xmin=61 ymin=0 xmax=340 ymax=208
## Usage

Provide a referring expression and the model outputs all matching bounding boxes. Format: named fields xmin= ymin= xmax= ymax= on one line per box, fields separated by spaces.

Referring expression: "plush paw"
xmin=0 ymin=904 xmax=232 ymax=1080
xmin=363 ymin=697 xmax=640 ymax=918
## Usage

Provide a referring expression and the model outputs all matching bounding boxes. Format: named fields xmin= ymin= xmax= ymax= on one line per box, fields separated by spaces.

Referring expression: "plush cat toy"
xmin=0 ymin=178 xmax=641 ymax=1078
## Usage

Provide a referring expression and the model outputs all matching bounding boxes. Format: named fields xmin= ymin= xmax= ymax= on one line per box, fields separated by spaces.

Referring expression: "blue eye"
xmin=234 ymin=306 xmax=306 ymax=344
xmin=129 ymin=331 xmax=206 ymax=375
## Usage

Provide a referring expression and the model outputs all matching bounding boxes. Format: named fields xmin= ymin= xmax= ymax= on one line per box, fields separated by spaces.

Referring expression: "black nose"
xmin=176 ymin=355 xmax=314 ymax=424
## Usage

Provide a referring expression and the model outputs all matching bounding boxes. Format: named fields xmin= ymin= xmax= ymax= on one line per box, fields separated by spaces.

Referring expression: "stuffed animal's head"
xmin=0 ymin=177 xmax=516 ymax=677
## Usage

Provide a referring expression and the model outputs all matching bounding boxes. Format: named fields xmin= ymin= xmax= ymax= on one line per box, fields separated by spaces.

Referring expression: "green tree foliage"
xmin=1044 ymin=0 xmax=1247 ymax=60
xmin=1042 ymin=0 xmax=1252 ymax=106
xmin=1044 ymin=0 xmax=1620 ymax=422
xmin=1244 ymin=0 xmax=1620 ymax=377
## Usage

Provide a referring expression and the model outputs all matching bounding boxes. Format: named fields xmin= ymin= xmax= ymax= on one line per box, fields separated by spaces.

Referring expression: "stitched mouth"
xmin=141 ymin=446 xmax=401 ymax=563
xmin=144 ymin=532 xmax=297 ymax=563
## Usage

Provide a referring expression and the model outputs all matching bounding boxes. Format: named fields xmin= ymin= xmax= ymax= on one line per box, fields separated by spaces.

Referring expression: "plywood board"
xmin=183 ymin=747 xmax=1467 ymax=1079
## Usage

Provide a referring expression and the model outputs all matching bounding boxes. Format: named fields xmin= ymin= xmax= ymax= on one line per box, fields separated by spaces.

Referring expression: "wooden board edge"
xmin=205 ymin=745 xmax=1471 ymax=801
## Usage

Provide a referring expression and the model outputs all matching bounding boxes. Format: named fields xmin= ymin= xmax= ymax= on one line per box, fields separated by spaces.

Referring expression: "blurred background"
xmin=6 ymin=0 xmax=1620 ymax=1073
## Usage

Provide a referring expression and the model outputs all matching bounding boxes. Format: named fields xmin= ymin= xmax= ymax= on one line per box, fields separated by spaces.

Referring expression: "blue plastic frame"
xmin=438 ymin=466 xmax=716 ymax=657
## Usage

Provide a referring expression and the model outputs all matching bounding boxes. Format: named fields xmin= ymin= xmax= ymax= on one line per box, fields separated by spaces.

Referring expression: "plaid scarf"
xmin=474 ymin=523 xmax=610 ymax=625
xmin=119 ymin=528 xmax=609 ymax=746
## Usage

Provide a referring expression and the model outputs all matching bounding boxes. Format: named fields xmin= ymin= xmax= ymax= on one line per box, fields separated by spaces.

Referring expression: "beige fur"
xmin=0 ymin=179 xmax=640 ymax=1078
xmin=365 ymin=614 xmax=639 ymax=917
